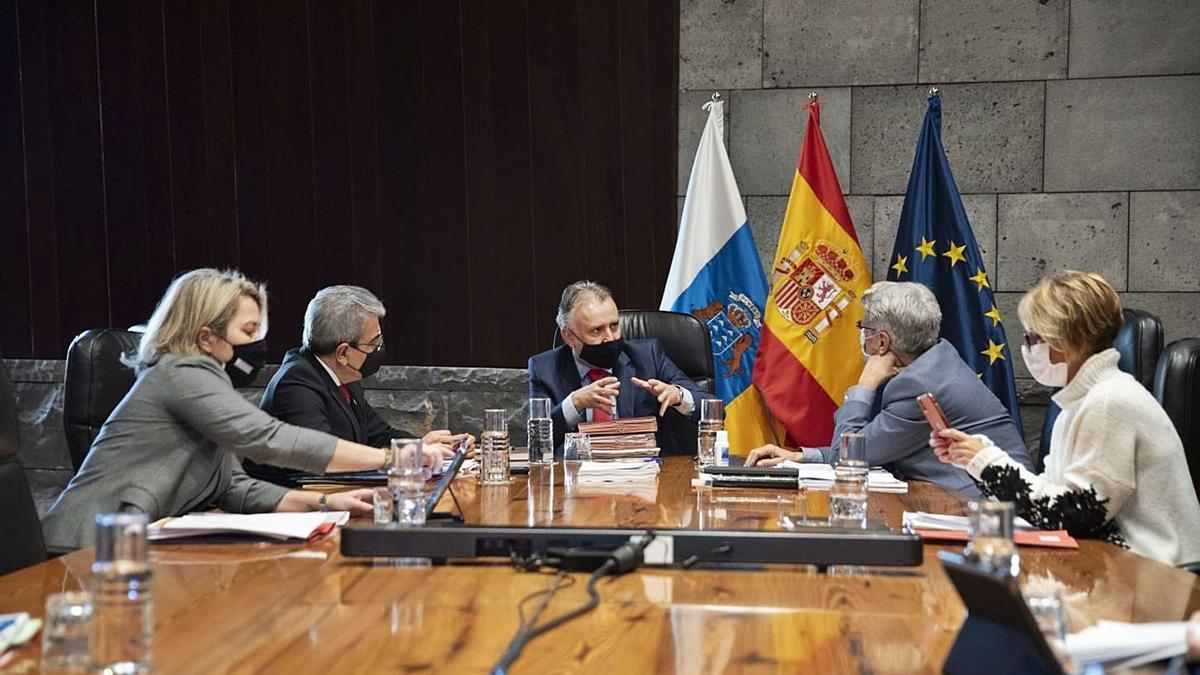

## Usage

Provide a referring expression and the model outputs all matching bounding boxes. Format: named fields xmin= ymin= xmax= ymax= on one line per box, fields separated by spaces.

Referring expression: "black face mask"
xmin=578 ymin=338 xmax=624 ymax=370
xmin=222 ymin=338 xmax=267 ymax=387
xmin=350 ymin=345 xmax=384 ymax=379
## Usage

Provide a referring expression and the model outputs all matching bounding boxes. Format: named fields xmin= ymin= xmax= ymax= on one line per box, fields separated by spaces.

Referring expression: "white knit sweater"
xmin=966 ymin=348 xmax=1200 ymax=566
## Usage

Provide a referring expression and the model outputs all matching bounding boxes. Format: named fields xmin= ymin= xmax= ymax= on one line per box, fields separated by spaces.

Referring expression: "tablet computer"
xmin=424 ymin=442 xmax=469 ymax=519
xmin=938 ymin=551 xmax=1065 ymax=675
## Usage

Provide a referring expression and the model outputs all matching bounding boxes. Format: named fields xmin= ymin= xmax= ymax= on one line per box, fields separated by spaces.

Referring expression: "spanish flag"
xmin=751 ymin=97 xmax=872 ymax=447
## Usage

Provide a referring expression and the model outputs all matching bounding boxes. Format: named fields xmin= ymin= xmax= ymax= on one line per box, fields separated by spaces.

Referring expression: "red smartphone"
xmin=917 ymin=392 xmax=950 ymax=432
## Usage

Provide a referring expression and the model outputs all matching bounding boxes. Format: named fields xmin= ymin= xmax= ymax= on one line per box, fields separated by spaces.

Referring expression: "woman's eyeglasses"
xmin=1022 ymin=331 xmax=1043 ymax=347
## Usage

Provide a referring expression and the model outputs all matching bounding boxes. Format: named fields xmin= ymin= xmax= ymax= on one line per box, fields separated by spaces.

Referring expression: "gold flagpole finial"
xmin=808 ymin=91 xmax=818 ymax=102
xmin=711 ymin=91 xmax=722 ymax=102
xmin=929 ymin=86 xmax=940 ymax=97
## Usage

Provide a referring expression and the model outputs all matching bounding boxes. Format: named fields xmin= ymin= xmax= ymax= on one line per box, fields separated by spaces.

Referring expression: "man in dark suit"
xmin=243 ymin=286 xmax=470 ymax=487
xmin=528 ymin=281 xmax=712 ymax=456
xmin=744 ymin=281 xmax=1032 ymax=496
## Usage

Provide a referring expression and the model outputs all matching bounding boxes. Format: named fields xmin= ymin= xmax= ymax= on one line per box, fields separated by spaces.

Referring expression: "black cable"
xmin=490 ymin=532 xmax=657 ymax=675
xmin=491 ymin=559 xmax=615 ymax=675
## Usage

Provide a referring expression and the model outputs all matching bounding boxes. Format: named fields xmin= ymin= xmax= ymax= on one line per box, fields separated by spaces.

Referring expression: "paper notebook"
xmin=148 ymin=511 xmax=351 ymax=542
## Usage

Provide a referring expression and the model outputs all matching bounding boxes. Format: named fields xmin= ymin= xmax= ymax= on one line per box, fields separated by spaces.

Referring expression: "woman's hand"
xmin=324 ymin=488 xmax=375 ymax=516
xmin=930 ymin=428 xmax=985 ymax=468
xmin=744 ymin=444 xmax=801 ymax=467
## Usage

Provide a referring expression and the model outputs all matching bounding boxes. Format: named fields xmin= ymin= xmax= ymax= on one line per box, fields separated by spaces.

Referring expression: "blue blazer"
xmin=815 ymin=339 xmax=1034 ymax=497
xmin=527 ymin=338 xmax=713 ymax=456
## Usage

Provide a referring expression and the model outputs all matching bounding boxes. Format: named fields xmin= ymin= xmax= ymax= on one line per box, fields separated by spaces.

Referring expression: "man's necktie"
xmin=338 ymin=384 xmax=352 ymax=404
xmin=587 ymin=368 xmax=613 ymax=422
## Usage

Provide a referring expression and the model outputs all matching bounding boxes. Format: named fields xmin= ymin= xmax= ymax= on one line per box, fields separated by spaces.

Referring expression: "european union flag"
xmin=886 ymin=94 xmax=1023 ymax=430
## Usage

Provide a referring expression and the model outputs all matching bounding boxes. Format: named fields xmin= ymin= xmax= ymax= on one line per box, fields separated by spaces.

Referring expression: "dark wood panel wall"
xmin=0 ymin=0 xmax=680 ymax=367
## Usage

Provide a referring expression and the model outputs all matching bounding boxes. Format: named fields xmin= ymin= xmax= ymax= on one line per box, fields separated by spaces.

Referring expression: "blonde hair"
xmin=129 ymin=269 xmax=268 ymax=372
xmin=1017 ymin=270 xmax=1122 ymax=358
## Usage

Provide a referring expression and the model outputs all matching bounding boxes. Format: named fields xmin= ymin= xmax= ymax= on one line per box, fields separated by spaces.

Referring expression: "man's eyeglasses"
xmin=1022 ymin=332 xmax=1043 ymax=347
xmin=855 ymin=321 xmax=880 ymax=334
xmin=349 ymin=337 xmax=385 ymax=354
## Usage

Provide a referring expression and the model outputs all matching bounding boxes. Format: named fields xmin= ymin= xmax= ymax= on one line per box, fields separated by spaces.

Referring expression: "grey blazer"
xmin=42 ymin=354 xmax=338 ymax=551
xmin=808 ymin=339 xmax=1033 ymax=497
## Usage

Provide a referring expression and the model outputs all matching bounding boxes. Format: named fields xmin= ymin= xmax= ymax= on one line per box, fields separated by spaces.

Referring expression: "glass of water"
xmin=389 ymin=438 xmax=426 ymax=526
xmin=697 ymin=399 xmax=723 ymax=466
xmin=829 ymin=432 xmax=869 ymax=528
xmin=372 ymin=485 xmax=394 ymax=524
xmin=563 ymin=432 xmax=591 ymax=463
xmin=1024 ymin=586 xmax=1068 ymax=656
xmin=965 ymin=500 xmax=1020 ymax=577
xmin=41 ymin=591 xmax=93 ymax=669
xmin=91 ymin=512 xmax=153 ymax=674
xmin=481 ymin=409 xmax=511 ymax=485
xmin=527 ymin=397 xmax=553 ymax=465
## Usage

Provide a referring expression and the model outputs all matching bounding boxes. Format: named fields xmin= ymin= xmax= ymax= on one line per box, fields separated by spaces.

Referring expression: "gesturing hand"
xmin=571 ymin=376 xmax=620 ymax=416
xmin=631 ymin=377 xmax=682 ymax=416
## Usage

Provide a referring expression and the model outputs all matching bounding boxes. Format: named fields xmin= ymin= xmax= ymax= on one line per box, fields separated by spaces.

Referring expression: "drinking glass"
xmin=965 ymin=500 xmax=1020 ymax=577
xmin=390 ymin=438 xmax=426 ymax=526
xmin=527 ymin=398 xmax=553 ymax=465
xmin=697 ymin=399 xmax=724 ymax=466
xmin=829 ymin=432 xmax=869 ymax=528
xmin=41 ymin=591 xmax=92 ymax=669
xmin=481 ymin=409 xmax=511 ymax=484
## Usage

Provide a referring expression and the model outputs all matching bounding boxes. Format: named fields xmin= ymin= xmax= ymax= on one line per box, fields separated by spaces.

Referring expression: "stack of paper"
xmin=902 ymin=511 xmax=1078 ymax=548
xmin=577 ymin=459 xmax=661 ymax=482
xmin=1065 ymin=620 xmax=1190 ymax=668
xmin=778 ymin=461 xmax=910 ymax=493
xmin=579 ymin=416 xmax=658 ymax=435
xmin=148 ymin=511 xmax=351 ymax=542
xmin=579 ymin=416 xmax=661 ymax=460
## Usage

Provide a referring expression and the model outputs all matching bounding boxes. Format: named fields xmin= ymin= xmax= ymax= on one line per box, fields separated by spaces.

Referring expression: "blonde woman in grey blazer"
xmin=42 ymin=269 xmax=432 ymax=551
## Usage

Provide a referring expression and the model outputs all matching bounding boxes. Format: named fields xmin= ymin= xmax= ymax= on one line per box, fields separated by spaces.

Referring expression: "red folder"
xmin=914 ymin=529 xmax=1078 ymax=549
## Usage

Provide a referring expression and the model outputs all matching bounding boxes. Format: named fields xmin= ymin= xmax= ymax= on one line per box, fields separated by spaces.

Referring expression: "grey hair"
xmin=303 ymin=285 xmax=387 ymax=354
xmin=860 ymin=281 xmax=942 ymax=354
xmin=555 ymin=280 xmax=613 ymax=329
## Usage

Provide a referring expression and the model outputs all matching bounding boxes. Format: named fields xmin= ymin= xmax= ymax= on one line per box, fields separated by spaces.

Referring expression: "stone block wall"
xmin=680 ymin=0 xmax=1200 ymax=446
xmin=7 ymin=359 xmax=530 ymax=516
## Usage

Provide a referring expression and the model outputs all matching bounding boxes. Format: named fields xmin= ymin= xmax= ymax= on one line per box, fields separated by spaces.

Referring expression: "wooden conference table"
xmin=2 ymin=457 xmax=1197 ymax=673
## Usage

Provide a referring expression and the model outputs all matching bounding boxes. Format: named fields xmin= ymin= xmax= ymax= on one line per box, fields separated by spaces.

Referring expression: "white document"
xmin=1065 ymin=620 xmax=1189 ymax=666
xmin=902 ymin=511 xmax=1036 ymax=531
xmin=778 ymin=461 xmax=909 ymax=493
xmin=148 ymin=511 xmax=351 ymax=542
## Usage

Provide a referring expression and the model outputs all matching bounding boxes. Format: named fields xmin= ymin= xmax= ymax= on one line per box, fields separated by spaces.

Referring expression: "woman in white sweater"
xmin=932 ymin=270 xmax=1200 ymax=566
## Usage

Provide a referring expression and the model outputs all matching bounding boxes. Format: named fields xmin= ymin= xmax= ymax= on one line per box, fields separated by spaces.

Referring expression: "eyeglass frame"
xmin=1021 ymin=331 xmax=1043 ymax=347
xmin=348 ymin=336 xmax=385 ymax=354
xmin=855 ymin=320 xmax=882 ymax=335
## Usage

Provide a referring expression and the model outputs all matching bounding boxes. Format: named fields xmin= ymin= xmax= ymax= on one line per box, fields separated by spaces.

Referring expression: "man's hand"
xmin=929 ymin=428 xmax=985 ymax=468
xmin=570 ymin=376 xmax=620 ymax=416
xmin=744 ymin=444 xmax=801 ymax=467
xmin=858 ymin=352 xmax=900 ymax=390
xmin=325 ymin=488 xmax=375 ymax=516
xmin=631 ymin=377 xmax=682 ymax=416
xmin=422 ymin=430 xmax=476 ymax=458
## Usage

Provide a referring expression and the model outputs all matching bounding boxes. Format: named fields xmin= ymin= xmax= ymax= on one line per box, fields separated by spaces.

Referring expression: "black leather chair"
xmin=1035 ymin=308 xmax=1163 ymax=472
xmin=552 ymin=309 xmax=715 ymax=455
xmin=63 ymin=329 xmax=142 ymax=473
xmin=0 ymin=352 xmax=47 ymax=575
xmin=1153 ymin=338 xmax=1200 ymax=504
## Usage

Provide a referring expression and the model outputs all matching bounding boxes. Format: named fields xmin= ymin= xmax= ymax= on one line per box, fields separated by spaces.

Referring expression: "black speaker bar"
xmin=340 ymin=523 xmax=924 ymax=567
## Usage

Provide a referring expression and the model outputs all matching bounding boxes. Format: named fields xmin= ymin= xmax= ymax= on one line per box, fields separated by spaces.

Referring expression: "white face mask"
xmin=859 ymin=329 xmax=872 ymax=362
xmin=1021 ymin=342 xmax=1068 ymax=387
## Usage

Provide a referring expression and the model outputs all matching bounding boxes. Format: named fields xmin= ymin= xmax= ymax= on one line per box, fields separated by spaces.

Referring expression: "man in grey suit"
xmin=746 ymin=281 xmax=1032 ymax=497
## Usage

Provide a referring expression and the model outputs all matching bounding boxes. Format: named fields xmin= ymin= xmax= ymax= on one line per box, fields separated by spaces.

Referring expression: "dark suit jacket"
xmin=243 ymin=348 xmax=413 ymax=486
xmin=527 ymin=338 xmax=713 ymax=456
